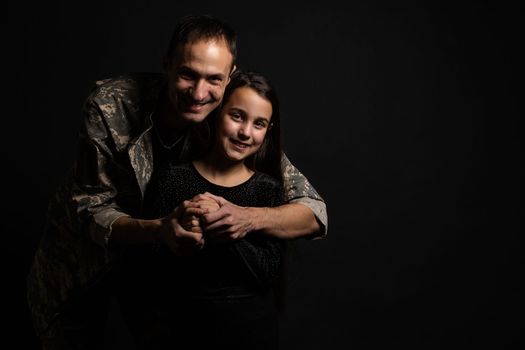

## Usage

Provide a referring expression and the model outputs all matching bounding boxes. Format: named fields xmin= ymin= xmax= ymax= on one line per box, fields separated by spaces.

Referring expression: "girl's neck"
xmin=193 ymin=152 xmax=254 ymax=187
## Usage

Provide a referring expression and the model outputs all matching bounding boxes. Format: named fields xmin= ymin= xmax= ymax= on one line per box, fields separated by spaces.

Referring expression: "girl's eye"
xmin=255 ymin=120 xmax=268 ymax=129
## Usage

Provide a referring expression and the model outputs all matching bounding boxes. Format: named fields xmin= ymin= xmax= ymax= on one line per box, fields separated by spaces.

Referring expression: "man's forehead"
xmin=175 ymin=40 xmax=234 ymax=72
xmin=176 ymin=38 xmax=230 ymax=56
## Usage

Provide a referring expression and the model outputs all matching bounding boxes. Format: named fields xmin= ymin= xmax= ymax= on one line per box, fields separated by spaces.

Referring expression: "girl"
xmin=121 ymin=70 xmax=286 ymax=349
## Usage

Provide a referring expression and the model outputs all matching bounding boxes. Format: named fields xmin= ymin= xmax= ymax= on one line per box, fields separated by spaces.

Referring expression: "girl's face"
xmin=215 ymin=86 xmax=272 ymax=163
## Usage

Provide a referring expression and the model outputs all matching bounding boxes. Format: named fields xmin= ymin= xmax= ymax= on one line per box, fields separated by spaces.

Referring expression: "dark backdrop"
xmin=7 ymin=1 xmax=521 ymax=349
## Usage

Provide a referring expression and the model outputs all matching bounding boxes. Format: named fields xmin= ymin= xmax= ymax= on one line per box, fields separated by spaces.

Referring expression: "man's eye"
xmin=177 ymin=69 xmax=196 ymax=80
xmin=209 ymin=77 xmax=222 ymax=85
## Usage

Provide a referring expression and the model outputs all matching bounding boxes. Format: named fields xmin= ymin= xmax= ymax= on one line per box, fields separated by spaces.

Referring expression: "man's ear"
xmin=226 ymin=65 xmax=236 ymax=85
xmin=228 ymin=65 xmax=237 ymax=81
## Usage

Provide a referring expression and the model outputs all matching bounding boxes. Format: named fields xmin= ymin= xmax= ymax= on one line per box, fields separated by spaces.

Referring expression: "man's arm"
xmin=280 ymin=153 xmax=327 ymax=238
xmin=73 ymin=88 xmax=206 ymax=254
xmin=249 ymin=203 xmax=320 ymax=239
xmin=109 ymin=202 xmax=206 ymax=255
xmin=201 ymin=153 xmax=327 ymax=240
xmin=200 ymin=197 xmax=320 ymax=240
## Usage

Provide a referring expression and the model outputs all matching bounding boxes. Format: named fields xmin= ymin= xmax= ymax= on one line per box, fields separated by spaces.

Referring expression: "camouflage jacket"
xmin=27 ymin=73 xmax=328 ymax=339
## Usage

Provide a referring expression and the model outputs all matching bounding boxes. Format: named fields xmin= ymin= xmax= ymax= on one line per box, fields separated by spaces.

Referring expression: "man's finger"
xmin=184 ymin=207 xmax=208 ymax=217
xmin=181 ymin=200 xmax=202 ymax=209
xmin=200 ymin=206 xmax=229 ymax=225
xmin=201 ymin=192 xmax=228 ymax=206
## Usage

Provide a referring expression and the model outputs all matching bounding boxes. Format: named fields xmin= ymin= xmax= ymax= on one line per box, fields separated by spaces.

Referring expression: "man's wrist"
xmin=149 ymin=218 xmax=164 ymax=244
xmin=111 ymin=216 xmax=164 ymax=245
xmin=247 ymin=206 xmax=270 ymax=232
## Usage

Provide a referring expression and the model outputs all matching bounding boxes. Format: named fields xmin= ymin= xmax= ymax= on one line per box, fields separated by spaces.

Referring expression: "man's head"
xmin=163 ymin=15 xmax=237 ymax=125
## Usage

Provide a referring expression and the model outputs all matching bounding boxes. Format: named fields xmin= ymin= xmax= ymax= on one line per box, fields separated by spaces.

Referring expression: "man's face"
xmin=165 ymin=39 xmax=234 ymax=124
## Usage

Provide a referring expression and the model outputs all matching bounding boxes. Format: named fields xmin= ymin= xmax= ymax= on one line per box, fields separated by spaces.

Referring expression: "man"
xmin=27 ymin=14 xmax=327 ymax=349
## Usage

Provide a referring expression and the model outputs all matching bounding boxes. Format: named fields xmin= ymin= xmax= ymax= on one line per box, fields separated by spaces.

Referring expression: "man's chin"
xmin=181 ymin=111 xmax=208 ymax=124
xmin=177 ymin=101 xmax=216 ymax=123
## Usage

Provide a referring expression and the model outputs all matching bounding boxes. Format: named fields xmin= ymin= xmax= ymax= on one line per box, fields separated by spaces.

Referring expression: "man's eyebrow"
xmin=177 ymin=66 xmax=197 ymax=76
xmin=207 ymin=73 xmax=227 ymax=80
xmin=177 ymin=67 xmax=226 ymax=80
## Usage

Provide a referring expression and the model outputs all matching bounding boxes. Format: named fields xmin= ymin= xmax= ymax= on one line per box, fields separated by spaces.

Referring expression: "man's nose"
xmin=190 ymin=80 xmax=207 ymax=101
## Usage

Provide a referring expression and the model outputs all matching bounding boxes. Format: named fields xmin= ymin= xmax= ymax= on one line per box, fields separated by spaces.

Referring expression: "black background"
xmin=7 ymin=1 xmax=521 ymax=349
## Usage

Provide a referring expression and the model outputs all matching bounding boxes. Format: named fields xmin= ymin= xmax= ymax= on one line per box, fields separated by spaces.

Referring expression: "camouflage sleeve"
xmin=71 ymin=95 xmax=130 ymax=248
xmin=281 ymin=153 xmax=328 ymax=238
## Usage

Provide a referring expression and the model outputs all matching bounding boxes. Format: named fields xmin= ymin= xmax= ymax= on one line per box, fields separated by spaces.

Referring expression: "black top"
xmin=141 ymin=146 xmax=285 ymax=297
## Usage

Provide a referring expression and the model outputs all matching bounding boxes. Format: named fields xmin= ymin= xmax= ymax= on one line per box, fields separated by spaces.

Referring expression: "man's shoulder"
xmin=89 ymin=72 xmax=165 ymax=100
xmin=82 ymin=73 xmax=165 ymax=144
xmin=94 ymin=72 xmax=163 ymax=87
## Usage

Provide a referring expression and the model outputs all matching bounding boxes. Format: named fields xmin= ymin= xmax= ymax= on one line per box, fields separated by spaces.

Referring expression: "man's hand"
xmin=159 ymin=200 xmax=207 ymax=255
xmin=190 ymin=193 xmax=221 ymax=214
xmin=196 ymin=192 xmax=256 ymax=241
xmin=192 ymin=192 xmax=322 ymax=240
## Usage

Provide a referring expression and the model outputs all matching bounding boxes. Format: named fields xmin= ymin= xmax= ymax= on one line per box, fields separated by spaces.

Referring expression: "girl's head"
xmin=214 ymin=70 xmax=283 ymax=181
xmin=187 ymin=70 xmax=283 ymax=181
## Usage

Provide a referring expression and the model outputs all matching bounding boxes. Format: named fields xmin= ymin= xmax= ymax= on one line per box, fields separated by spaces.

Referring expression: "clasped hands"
xmin=160 ymin=192 xmax=255 ymax=255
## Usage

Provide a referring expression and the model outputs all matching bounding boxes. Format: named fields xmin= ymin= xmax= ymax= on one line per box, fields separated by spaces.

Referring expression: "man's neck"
xmin=154 ymin=94 xmax=187 ymax=144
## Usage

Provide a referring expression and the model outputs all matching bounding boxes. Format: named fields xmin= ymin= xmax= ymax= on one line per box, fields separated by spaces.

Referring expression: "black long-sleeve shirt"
xmin=142 ymin=159 xmax=285 ymax=297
